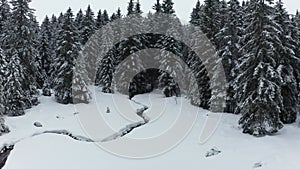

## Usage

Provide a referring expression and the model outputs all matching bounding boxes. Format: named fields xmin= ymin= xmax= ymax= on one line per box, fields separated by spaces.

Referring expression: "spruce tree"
xmin=153 ymin=0 xmax=162 ymax=13
xmin=236 ymin=0 xmax=284 ymax=136
xmin=4 ymin=51 xmax=29 ymax=116
xmin=215 ymin=0 xmax=243 ymax=113
xmin=38 ymin=16 xmax=53 ymax=96
xmin=0 ymin=0 xmax=10 ymax=33
xmin=0 ymin=50 xmax=9 ymax=134
xmin=81 ymin=5 xmax=95 ymax=45
xmin=127 ymin=0 xmax=135 ymax=16
xmin=75 ymin=9 xmax=84 ymax=32
xmin=116 ymin=8 xmax=122 ymax=19
xmin=5 ymin=0 xmax=39 ymax=107
xmin=201 ymin=0 xmax=220 ymax=42
xmin=190 ymin=0 xmax=202 ymax=27
xmin=96 ymin=10 xmax=102 ymax=29
xmin=134 ymin=0 xmax=142 ymax=15
xmin=96 ymin=51 xmax=115 ymax=93
xmin=53 ymin=8 xmax=81 ymax=104
xmin=102 ymin=10 xmax=110 ymax=25
xmin=72 ymin=56 xmax=91 ymax=104
xmin=162 ymin=0 xmax=175 ymax=14
xmin=274 ymin=0 xmax=299 ymax=124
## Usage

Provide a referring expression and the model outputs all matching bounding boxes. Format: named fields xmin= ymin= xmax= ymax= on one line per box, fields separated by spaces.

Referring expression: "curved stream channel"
xmin=0 ymin=98 xmax=150 ymax=169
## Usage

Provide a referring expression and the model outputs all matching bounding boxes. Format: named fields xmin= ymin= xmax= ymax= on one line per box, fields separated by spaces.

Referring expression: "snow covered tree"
xmin=72 ymin=56 xmax=91 ymax=103
xmin=116 ymin=8 xmax=122 ymax=19
xmin=96 ymin=51 xmax=115 ymax=93
xmin=274 ymin=0 xmax=299 ymax=124
xmin=81 ymin=5 xmax=95 ymax=45
xmin=75 ymin=9 xmax=84 ymax=34
xmin=162 ymin=0 xmax=175 ymax=14
xmin=102 ymin=10 xmax=110 ymax=25
xmin=0 ymin=51 xmax=9 ymax=133
xmin=127 ymin=0 xmax=135 ymax=16
xmin=214 ymin=0 xmax=243 ymax=113
xmin=201 ymin=0 xmax=220 ymax=42
xmin=190 ymin=0 xmax=202 ymax=27
xmin=0 ymin=0 xmax=10 ymax=33
xmin=4 ymin=51 xmax=30 ymax=116
xmin=37 ymin=16 xmax=53 ymax=96
xmin=153 ymin=0 xmax=162 ymax=13
xmin=53 ymin=8 xmax=81 ymax=104
xmin=134 ymin=0 xmax=142 ymax=15
xmin=4 ymin=0 xmax=39 ymax=107
xmin=48 ymin=14 xmax=61 ymax=85
xmin=110 ymin=13 xmax=117 ymax=21
xmin=235 ymin=0 xmax=284 ymax=136
xmin=96 ymin=10 xmax=102 ymax=29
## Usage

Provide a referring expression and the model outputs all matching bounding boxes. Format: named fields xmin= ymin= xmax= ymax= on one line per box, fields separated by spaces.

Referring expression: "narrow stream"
xmin=0 ymin=145 xmax=13 ymax=169
xmin=0 ymin=97 xmax=150 ymax=169
xmin=101 ymin=106 xmax=149 ymax=142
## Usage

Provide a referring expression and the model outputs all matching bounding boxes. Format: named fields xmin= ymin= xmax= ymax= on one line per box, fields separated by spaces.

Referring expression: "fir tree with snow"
xmin=190 ymin=0 xmax=202 ymax=27
xmin=4 ymin=0 xmax=39 ymax=107
xmin=215 ymin=0 xmax=243 ymax=113
xmin=53 ymin=8 xmax=81 ymax=104
xmin=127 ymin=0 xmax=135 ymax=16
xmin=235 ymin=0 xmax=284 ymax=136
xmin=4 ymin=52 xmax=30 ymax=116
xmin=0 ymin=0 xmax=10 ymax=33
xmin=162 ymin=0 xmax=175 ymax=15
xmin=37 ymin=16 xmax=53 ymax=92
xmin=81 ymin=5 xmax=96 ymax=45
xmin=153 ymin=0 xmax=162 ymax=13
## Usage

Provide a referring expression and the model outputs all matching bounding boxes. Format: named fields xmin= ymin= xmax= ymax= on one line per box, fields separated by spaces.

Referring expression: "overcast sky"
xmin=31 ymin=0 xmax=300 ymax=23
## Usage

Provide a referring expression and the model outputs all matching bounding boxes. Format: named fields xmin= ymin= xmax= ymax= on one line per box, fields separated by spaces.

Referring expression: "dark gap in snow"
xmin=32 ymin=130 xmax=95 ymax=142
xmin=0 ymin=145 xmax=14 ymax=169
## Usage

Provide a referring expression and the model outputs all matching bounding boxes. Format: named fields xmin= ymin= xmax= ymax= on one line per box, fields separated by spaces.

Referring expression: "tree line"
xmin=0 ymin=0 xmax=299 ymax=137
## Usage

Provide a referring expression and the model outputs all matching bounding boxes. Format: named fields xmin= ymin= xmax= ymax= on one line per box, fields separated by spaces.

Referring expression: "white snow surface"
xmin=1 ymin=88 xmax=300 ymax=169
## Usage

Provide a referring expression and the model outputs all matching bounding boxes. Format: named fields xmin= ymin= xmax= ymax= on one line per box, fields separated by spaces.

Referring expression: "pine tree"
xmin=4 ymin=51 xmax=29 ymax=116
xmin=38 ymin=16 xmax=53 ymax=96
xmin=72 ymin=56 xmax=91 ymax=104
xmin=102 ymin=10 xmax=110 ymax=25
xmin=0 ymin=50 xmax=9 ymax=134
xmin=134 ymin=0 xmax=142 ymax=15
xmin=116 ymin=8 xmax=122 ymax=19
xmin=53 ymin=8 xmax=81 ymax=104
xmin=201 ymin=0 xmax=220 ymax=42
xmin=274 ymin=0 xmax=299 ymax=124
xmin=153 ymin=0 xmax=162 ymax=13
xmin=190 ymin=0 xmax=202 ymax=27
xmin=0 ymin=0 xmax=10 ymax=33
xmin=75 ymin=9 xmax=84 ymax=32
xmin=5 ymin=0 xmax=39 ymax=107
xmin=48 ymin=14 xmax=60 ymax=86
xmin=127 ymin=0 xmax=135 ymax=16
xmin=162 ymin=0 xmax=175 ymax=14
xmin=236 ymin=0 xmax=284 ymax=136
xmin=96 ymin=10 xmax=102 ymax=29
xmin=215 ymin=0 xmax=243 ymax=113
xmin=81 ymin=5 xmax=95 ymax=45
xmin=96 ymin=51 xmax=115 ymax=93
xmin=111 ymin=13 xmax=117 ymax=21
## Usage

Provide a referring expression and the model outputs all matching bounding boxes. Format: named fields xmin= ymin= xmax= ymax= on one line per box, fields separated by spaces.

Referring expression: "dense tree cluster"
xmin=0 ymin=0 xmax=299 ymax=137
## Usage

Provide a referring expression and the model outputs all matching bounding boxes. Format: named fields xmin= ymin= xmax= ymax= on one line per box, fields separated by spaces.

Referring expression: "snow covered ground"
xmin=1 ymin=87 xmax=300 ymax=169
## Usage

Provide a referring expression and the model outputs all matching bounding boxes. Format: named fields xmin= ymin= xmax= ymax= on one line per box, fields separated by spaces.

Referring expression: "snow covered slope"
xmin=2 ymin=88 xmax=300 ymax=169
